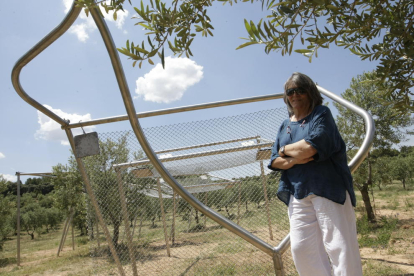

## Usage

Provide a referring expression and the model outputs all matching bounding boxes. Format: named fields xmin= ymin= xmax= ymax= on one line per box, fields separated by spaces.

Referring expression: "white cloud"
xmin=1 ymin=174 xmax=17 ymax=182
xmin=69 ymin=23 xmax=92 ymax=42
xmin=35 ymin=105 xmax=95 ymax=146
xmin=105 ymin=9 xmax=129 ymax=29
xmin=63 ymin=0 xmax=129 ymax=42
xmin=0 ymin=152 xmax=5 ymax=159
xmin=135 ymin=57 xmax=204 ymax=103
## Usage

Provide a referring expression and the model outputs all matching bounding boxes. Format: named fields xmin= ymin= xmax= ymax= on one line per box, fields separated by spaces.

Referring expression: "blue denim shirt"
xmin=268 ymin=105 xmax=356 ymax=207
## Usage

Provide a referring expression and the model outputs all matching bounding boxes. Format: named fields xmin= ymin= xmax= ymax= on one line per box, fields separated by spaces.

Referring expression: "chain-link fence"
xmin=81 ymin=107 xmax=297 ymax=275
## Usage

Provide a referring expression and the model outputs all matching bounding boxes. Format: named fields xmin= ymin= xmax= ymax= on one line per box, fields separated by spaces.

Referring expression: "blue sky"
xmin=1 ymin=0 xmax=411 ymax=183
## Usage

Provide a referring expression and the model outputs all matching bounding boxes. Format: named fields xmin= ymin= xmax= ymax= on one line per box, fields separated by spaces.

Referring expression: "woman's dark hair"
xmin=283 ymin=72 xmax=323 ymax=116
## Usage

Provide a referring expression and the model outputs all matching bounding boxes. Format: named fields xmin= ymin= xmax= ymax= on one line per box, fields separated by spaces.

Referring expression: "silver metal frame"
xmin=11 ymin=1 xmax=375 ymax=275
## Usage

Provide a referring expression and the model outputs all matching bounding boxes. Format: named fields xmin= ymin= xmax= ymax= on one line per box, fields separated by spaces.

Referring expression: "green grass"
xmin=357 ymin=214 xmax=399 ymax=248
xmin=362 ymin=259 xmax=406 ymax=276
xmin=1 ymin=182 xmax=413 ymax=276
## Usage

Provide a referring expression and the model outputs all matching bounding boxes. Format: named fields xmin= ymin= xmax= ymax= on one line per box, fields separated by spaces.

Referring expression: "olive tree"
xmin=335 ymin=71 xmax=413 ymax=222
xmin=78 ymin=0 xmax=414 ymax=112
xmin=0 ymin=175 xmax=14 ymax=250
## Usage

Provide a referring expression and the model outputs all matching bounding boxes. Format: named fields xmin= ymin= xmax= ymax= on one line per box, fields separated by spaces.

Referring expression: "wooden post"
xmin=72 ymin=221 xmax=75 ymax=250
xmin=171 ymin=190 xmax=176 ymax=244
xmin=156 ymin=178 xmax=171 ymax=257
xmin=115 ymin=168 xmax=138 ymax=276
xmin=204 ymin=192 xmax=208 ymax=227
xmin=188 ymin=208 xmax=193 ymax=232
xmin=57 ymin=208 xmax=72 ymax=256
xmin=260 ymin=161 xmax=274 ymax=241
xmin=16 ymin=173 xmax=21 ymax=266
xmin=96 ymin=220 xmax=100 ymax=248
xmin=237 ymin=182 xmax=241 ymax=225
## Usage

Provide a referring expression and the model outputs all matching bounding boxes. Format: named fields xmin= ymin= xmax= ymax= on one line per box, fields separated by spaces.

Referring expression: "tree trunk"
xmin=402 ymin=179 xmax=406 ymax=190
xmin=225 ymin=205 xmax=230 ymax=217
xmin=90 ymin=223 xmax=94 ymax=239
xmin=359 ymin=184 xmax=376 ymax=222
xmin=195 ymin=210 xmax=199 ymax=224
xmin=112 ymin=220 xmax=120 ymax=247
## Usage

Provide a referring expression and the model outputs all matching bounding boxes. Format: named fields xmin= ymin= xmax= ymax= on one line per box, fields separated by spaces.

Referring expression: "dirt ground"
xmin=2 ymin=193 xmax=414 ymax=276
xmin=359 ymin=194 xmax=414 ymax=275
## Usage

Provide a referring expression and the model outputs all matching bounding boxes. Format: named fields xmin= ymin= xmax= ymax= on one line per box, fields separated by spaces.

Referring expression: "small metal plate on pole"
xmin=74 ymin=132 xmax=100 ymax=158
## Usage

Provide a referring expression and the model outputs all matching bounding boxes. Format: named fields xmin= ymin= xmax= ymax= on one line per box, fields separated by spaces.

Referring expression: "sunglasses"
xmin=286 ymin=87 xmax=306 ymax=96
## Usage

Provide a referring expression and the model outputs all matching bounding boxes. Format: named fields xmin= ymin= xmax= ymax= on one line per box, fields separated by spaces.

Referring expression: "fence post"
xmin=156 ymin=178 xmax=171 ymax=257
xmin=260 ymin=161 xmax=274 ymax=241
xmin=16 ymin=172 xmax=21 ymax=266
xmin=115 ymin=168 xmax=138 ymax=276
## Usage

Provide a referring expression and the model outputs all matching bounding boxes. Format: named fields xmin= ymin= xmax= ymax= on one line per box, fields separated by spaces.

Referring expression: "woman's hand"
xmin=270 ymin=156 xmax=313 ymax=170
xmin=279 ymin=140 xmax=317 ymax=159
xmin=295 ymin=156 xmax=314 ymax=165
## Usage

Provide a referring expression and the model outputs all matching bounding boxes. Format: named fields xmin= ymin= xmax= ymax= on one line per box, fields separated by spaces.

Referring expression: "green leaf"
xmin=236 ymin=41 xmax=259 ymax=50
xmin=138 ymin=23 xmax=155 ymax=31
xmin=134 ymin=46 xmax=149 ymax=55
xmin=161 ymin=47 xmax=165 ymax=69
xmin=279 ymin=6 xmax=293 ymax=14
xmin=148 ymin=58 xmax=154 ymax=65
xmin=148 ymin=49 xmax=158 ymax=58
xmin=285 ymin=24 xmax=302 ymax=29
xmin=244 ymin=19 xmax=255 ymax=40
xmin=250 ymin=20 xmax=261 ymax=40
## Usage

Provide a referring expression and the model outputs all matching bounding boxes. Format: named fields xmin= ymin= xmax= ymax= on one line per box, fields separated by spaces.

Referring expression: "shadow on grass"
xmin=0 ymin=257 xmax=16 ymax=268
xmin=362 ymin=257 xmax=414 ymax=267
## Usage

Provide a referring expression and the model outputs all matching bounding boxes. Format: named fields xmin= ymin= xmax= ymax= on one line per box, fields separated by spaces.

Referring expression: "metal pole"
xmin=115 ymin=168 xmax=138 ymax=276
xmin=114 ymin=142 xmax=273 ymax=170
xmin=65 ymin=97 xmax=283 ymax=129
xmin=272 ymin=251 xmax=285 ymax=276
xmin=64 ymin=128 xmax=126 ymax=276
xmin=16 ymin=172 xmax=21 ymax=266
xmin=11 ymin=1 xmax=82 ymax=126
xmin=316 ymin=85 xmax=375 ymax=172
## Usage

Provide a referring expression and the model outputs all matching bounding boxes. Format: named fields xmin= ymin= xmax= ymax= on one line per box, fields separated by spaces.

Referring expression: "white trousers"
xmin=288 ymin=193 xmax=363 ymax=276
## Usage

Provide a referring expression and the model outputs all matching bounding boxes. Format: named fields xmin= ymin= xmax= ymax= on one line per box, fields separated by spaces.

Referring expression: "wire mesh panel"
xmin=81 ymin=107 xmax=298 ymax=275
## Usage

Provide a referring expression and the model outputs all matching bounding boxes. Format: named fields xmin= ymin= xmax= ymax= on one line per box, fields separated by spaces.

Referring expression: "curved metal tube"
xmin=10 ymin=0 xmax=376 ymax=267
xmin=65 ymin=93 xmax=284 ymax=129
xmin=10 ymin=2 xmax=126 ymax=275
xmin=11 ymin=1 xmax=82 ymax=126
xmin=89 ymin=7 xmax=276 ymax=256
xmin=317 ymin=86 xmax=375 ymax=173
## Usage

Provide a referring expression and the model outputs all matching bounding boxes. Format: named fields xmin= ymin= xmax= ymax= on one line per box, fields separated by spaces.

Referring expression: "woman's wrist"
xmin=279 ymin=145 xmax=287 ymax=157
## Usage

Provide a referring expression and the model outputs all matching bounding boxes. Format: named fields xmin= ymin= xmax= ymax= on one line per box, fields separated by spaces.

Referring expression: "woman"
xmin=268 ymin=72 xmax=363 ymax=276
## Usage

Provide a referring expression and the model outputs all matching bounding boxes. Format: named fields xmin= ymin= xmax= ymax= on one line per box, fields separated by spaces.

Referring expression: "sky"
xmin=1 ymin=0 xmax=412 ymax=183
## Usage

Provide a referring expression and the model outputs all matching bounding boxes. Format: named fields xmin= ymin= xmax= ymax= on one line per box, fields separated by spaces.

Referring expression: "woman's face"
xmin=286 ymin=84 xmax=310 ymax=112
